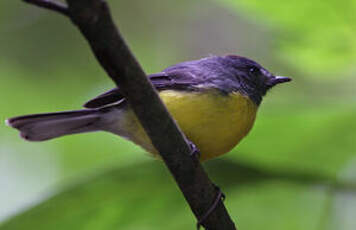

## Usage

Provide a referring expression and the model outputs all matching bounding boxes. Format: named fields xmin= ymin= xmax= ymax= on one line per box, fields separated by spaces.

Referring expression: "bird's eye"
xmin=249 ymin=66 xmax=259 ymax=75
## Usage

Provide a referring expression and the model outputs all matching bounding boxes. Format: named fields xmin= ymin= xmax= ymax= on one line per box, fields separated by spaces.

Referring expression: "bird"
xmin=6 ymin=55 xmax=291 ymax=161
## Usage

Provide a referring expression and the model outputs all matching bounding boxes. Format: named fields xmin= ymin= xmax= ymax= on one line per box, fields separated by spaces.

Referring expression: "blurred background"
xmin=0 ymin=0 xmax=355 ymax=229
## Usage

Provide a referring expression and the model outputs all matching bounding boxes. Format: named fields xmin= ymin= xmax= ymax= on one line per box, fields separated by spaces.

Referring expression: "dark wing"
xmin=83 ymin=71 xmax=199 ymax=109
xmin=83 ymin=88 xmax=123 ymax=108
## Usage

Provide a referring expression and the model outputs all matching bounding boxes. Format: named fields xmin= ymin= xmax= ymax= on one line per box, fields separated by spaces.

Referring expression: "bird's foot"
xmin=187 ymin=139 xmax=201 ymax=159
xmin=196 ymin=184 xmax=226 ymax=229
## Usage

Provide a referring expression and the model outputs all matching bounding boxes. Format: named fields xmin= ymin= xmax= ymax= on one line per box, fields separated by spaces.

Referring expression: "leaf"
xmin=215 ymin=0 xmax=356 ymax=77
xmin=0 ymin=160 xmax=335 ymax=230
xmin=228 ymin=103 xmax=356 ymax=177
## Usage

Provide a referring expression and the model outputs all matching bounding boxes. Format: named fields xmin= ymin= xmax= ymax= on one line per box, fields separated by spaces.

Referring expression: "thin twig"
xmin=23 ymin=0 xmax=69 ymax=16
xmin=23 ymin=0 xmax=237 ymax=229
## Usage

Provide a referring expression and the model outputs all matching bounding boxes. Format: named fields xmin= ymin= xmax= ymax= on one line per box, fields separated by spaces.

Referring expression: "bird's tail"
xmin=6 ymin=109 xmax=104 ymax=141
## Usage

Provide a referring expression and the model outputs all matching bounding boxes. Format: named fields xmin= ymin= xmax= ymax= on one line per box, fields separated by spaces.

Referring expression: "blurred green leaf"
xmin=0 ymin=160 xmax=338 ymax=230
xmin=229 ymin=102 xmax=356 ymax=177
xmin=215 ymin=0 xmax=356 ymax=77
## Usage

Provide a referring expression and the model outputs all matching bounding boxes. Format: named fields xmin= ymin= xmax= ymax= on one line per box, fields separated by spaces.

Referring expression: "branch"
xmin=23 ymin=0 xmax=69 ymax=16
xmin=23 ymin=0 xmax=237 ymax=229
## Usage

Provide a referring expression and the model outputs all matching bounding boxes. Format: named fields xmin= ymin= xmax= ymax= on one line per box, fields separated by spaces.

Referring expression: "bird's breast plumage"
xmin=116 ymin=89 xmax=258 ymax=161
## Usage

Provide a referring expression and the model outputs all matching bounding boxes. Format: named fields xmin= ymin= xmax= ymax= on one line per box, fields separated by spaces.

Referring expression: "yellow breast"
xmin=118 ymin=90 xmax=258 ymax=161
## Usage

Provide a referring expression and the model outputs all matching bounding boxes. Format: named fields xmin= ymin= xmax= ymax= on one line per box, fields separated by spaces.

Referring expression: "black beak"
xmin=268 ymin=76 xmax=291 ymax=87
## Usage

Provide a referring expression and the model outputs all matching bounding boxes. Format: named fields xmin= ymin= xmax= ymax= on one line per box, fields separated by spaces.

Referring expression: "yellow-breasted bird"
xmin=6 ymin=55 xmax=291 ymax=161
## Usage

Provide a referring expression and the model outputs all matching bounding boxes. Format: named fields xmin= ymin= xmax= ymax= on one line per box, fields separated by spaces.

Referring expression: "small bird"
xmin=6 ymin=55 xmax=291 ymax=161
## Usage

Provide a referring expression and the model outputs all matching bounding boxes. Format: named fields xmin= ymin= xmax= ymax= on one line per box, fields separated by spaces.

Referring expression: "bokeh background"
xmin=1 ymin=0 xmax=356 ymax=229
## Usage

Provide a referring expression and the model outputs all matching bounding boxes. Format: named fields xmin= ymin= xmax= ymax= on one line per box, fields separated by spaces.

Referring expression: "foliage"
xmin=216 ymin=0 xmax=356 ymax=77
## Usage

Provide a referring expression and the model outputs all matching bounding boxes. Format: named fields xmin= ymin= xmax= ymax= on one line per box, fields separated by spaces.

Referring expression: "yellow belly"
xmin=119 ymin=90 xmax=258 ymax=161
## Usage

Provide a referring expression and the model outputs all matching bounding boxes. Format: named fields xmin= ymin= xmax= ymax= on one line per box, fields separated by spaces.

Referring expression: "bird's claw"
xmin=187 ymin=139 xmax=201 ymax=159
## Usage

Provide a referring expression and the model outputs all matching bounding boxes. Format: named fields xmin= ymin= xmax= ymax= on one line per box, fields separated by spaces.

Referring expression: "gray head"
xmin=220 ymin=55 xmax=291 ymax=105
xmin=161 ymin=54 xmax=291 ymax=105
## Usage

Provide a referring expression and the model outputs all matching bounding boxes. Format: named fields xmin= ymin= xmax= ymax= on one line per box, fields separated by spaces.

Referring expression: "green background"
xmin=0 ymin=0 xmax=355 ymax=229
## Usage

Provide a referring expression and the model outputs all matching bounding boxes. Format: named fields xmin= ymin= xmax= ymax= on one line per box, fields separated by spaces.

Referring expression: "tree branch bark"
xmin=24 ymin=0 xmax=69 ymax=16
xmin=23 ymin=0 xmax=237 ymax=229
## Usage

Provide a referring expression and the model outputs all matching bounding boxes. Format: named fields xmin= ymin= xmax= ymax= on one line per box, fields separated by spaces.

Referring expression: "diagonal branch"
xmin=23 ymin=0 xmax=237 ymax=229
xmin=23 ymin=0 xmax=69 ymax=16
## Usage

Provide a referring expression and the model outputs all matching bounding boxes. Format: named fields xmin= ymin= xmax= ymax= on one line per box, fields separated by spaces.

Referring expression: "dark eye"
xmin=249 ymin=66 xmax=260 ymax=75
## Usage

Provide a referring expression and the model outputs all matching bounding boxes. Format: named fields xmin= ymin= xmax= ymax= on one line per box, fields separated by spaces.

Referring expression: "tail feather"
xmin=6 ymin=109 xmax=102 ymax=141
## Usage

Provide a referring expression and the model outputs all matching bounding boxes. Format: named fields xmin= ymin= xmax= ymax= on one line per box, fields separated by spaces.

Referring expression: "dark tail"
xmin=6 ymin=109 xmax=103 ymax=141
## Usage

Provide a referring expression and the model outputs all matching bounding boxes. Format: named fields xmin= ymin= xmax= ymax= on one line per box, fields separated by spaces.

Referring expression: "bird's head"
xmin=223 ymin=55 xmax=291 ymax=104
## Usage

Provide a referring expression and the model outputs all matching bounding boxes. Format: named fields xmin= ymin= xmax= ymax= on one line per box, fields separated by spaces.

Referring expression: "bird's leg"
xmin=196 ymin=184 xmax=226 ymax=229
xmin=186 ymin=139 xmax=201 ymax=159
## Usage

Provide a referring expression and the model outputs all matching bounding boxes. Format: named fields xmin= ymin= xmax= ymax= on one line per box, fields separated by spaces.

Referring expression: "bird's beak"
xmin=268 ymin=76 xmax=292 ymax=87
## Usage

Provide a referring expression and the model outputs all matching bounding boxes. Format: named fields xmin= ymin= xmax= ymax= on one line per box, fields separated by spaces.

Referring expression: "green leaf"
xmin=229 ymin=103 xmax=356 ymax=177
xmin=215 ymin=0 xmax=356 ymax=77
xmin=0 ymin=160 xmax=335 ymax=230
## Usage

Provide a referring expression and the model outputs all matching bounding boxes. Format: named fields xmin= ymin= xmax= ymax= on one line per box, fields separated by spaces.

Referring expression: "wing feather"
xmin=83 ymin=71 xmax=198 ymax=109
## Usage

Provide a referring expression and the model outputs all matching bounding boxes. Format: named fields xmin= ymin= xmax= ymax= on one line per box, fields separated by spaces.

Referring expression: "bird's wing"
xmin=83 ymin=71 xmax=199 ymax=109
